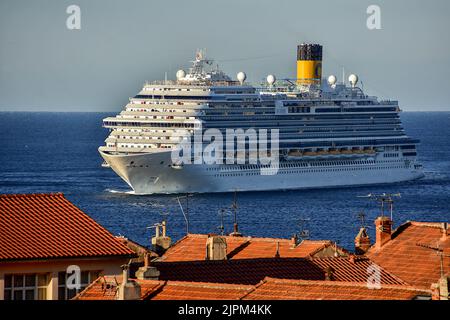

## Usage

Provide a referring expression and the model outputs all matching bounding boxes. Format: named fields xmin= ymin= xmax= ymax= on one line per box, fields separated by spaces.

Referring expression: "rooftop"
xmin=75 ymin=275 xmax=429 ymax=301
xmin=157 ymin=233 xmax=346 ymax=262
xmin=74 ymin=276 xmax=254 ymax=300
xmin=367 ymin=221 xmax=450 ymax=289
xmin=151 ymin=256 xmax=405 ymax=285
xmin=0 ymin=193 xmax=135 ymax=261
xmin=242 ymin=278 xmax=431 ymax=300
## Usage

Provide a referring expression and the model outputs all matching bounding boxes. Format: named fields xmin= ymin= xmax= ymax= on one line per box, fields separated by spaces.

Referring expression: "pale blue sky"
xmin=1 ymin=0 xmax=449 ymax=111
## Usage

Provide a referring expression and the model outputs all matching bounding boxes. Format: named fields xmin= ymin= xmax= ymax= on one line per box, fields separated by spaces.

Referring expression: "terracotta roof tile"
xmin=0 ymin=193 xmax=135 ymax=260
xmin=367 ymin=221 xmax=450 ymax=289
xmin=159 ymin=234 xmax=339 ymax=262
xmin=74 ymin=276 xmax=253 ymax=300
xmin=149 ymin=281 xmax=254 ymax=300
xmin=153 ymin=258 xmax=324 ymax=285
xmin=150 ymin=256 xmax=404 ymax=286
xmin=242 ymin=277 xmax=431 ymax=300
xmin=75 ymin=276 xmax=429 ymax=300
xmin=310 ymin=257 xmax=406 ymax=285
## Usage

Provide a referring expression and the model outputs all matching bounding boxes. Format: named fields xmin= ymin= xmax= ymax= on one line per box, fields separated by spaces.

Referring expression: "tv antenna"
xmin=229 ymin=190 xmax=242 ymax=236
xmin=356 ymin=210 xmax=367 ymax=229
xmin=298 ymin=217 xmax=311 ymax=241
xmin=416 ymin=241 xmax=450 ymax=279
xmin=176 ymin=193 xmax=193 ymax=235
xmin=358 ymin=193 xmax=401 ymax=221
xmin=217 ymin=208 xmax=230 ymax=236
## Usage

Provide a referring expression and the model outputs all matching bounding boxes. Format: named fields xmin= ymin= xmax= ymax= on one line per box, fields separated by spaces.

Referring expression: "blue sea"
xmin=0 ymin=112 xmax=449 ymax=250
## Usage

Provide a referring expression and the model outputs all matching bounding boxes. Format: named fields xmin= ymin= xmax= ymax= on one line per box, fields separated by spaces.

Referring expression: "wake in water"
xmin=105 ymin=188 xmax=135 ymax=195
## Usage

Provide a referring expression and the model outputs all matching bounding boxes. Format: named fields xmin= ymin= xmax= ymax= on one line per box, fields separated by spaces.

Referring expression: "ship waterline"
xmin=99 ymin=149 xmax=424 ymax=194
xmin=99 ymin=44 xmax=424 ymax=194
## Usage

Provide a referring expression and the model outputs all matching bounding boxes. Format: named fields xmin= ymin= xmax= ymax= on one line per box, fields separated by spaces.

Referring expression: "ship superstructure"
xmin=99 ymin=44 xmax=423 ymax=194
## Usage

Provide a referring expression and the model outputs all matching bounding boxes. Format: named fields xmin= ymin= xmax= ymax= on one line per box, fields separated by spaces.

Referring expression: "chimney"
xmin=439 ymin=276 xmax=449 ymax=300
xmin=229 ymin=223 xmax=243 ymax=237
xmin=441 ymin=222 xmax=448 ymax=241
xmin=324 ymin=266 xmax=334 ymax=281
xmin=206 ymin=236 xmax=227 ymax=260
xmin=135 ymin=253 xmax=160 ymax=280
xmin=152 ymin=220 xmax=172 ymax=254
xmin=274 ymin=241 xmax=280 ymax=258
xmin=291 ymin=234 xmax=298 ymax=248
xmin=431 ymin=276 xmax=449 ymax=301
xmin=117 ymin=264 xmax=141 ymax=300
xmin=375 ymin=216 xmax=393 ymax=249
xmin=431 ymin=283 xmax=440 ymax=300
xmin=354 ymin=227 xmax=371 ymax=254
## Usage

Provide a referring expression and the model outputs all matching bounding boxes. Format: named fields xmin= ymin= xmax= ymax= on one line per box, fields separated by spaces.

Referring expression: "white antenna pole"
xmin=177 ymin=197 xmax=189 ymax=235
xmin=342 ymin=67 xmax=345 ymax=85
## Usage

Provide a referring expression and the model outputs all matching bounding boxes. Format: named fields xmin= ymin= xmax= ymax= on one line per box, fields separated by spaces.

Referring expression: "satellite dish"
xmin=237 ymin=71 xmax=246 ymax=85
xmin=327 ymin=75 xmax=337 ymax=86
xmin=348 ymin=74 xmax=359 ymax=88
xmin=266 ymin=74 xmax=276 ymax=86
xmin=176 ymin=69 xmax=186 ymax=80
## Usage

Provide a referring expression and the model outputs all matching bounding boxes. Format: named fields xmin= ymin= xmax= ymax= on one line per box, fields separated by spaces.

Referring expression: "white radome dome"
xmin=237 ymin=71 xmax=247 ymax=84
xmin=327 ymin=75 xmax=337 ymax=86
xmin=176 ymin=69 xmax=186 ymax=80
xmin=348 ymin=74 xmax=358 ymax=87
xmin=266 ymin=74 xmax=276 ymax=85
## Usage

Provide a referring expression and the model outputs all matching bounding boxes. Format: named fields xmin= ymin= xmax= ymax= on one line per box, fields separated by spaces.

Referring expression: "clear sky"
xmin=1 ymin=0 xmax=449 ymax=111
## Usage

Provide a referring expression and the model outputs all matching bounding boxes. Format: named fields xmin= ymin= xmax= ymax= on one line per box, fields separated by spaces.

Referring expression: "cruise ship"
xmin=99 ymin=44 xmax=424 ymax=194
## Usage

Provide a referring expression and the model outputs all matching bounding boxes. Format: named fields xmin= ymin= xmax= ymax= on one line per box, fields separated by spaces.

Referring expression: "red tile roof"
xmin=153 ymin=258 xmax=324 ymax=285
xmin=74 ymin=276 xmax=254 ymax=300
xmin=367 ymin=221 xmax=450 ymax=289
xmin=310 ymin=257 xmax=406 ymax=285
xmin=151 ymin=256 xmax=404 ymax=286
xmin=75 ymin=276 xmax=429 ymax=300
xmin=242 ymin=277 xmax=431 ymax=300
xmin=158 ymin=233 xmax=342 ymax=262
xmin=75 ymin=276 xmax=164 ymax=300
xmin=149 ymin=281 xmax=254 ymax=300
xmin=0 ymin=193 xmax=135 ymax=261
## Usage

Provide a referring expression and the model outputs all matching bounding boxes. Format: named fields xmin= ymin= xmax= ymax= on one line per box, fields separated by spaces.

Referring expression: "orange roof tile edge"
xmin=0 ymin=193 xmax=136 ymax=261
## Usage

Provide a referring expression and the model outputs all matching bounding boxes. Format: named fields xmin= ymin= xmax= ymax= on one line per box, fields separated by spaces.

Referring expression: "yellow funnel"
xmin=297 ymin=44 xmax=322 ymax=85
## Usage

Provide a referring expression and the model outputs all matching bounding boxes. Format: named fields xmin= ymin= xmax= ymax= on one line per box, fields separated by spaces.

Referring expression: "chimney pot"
xmin=275 ymin=241 xmax=280 ymax=258
xmin=291 ymin=234 xmax=298 ymax=248
xmin=354 ymin=227 xmax=371 ymax=254
xmin=117 ymin=264 xmax=141 ymax=300
xmin=121 ymin=264 xmax=129 ymax=284
xmin=162 ymin=220 xmax=167 ymax=237
xmin=152 ymin=220 xmax=172 ymax=254
xmin=441 ymin=222 xmax=448 ymax=241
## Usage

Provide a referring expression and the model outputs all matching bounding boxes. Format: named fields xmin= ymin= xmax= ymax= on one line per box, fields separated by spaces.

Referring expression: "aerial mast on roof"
xmin=217 ymin=208 xmax=229 ymax=236
xmin=229 ymin=190 xmax=242 ymax=237
xmin=357 ymin=210 xmax=367 ymax=229
xmin=358 ymin=193 xmax=401 ymax=221
xmin=176 ymin=193 xmax=193 ymax=235
xmin=298 ymin=217 xmax=311 ymax=241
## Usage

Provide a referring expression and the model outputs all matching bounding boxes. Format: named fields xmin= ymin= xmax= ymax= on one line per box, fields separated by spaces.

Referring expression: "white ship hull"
xmin=100 ymin=150 xmax=424 ymax=194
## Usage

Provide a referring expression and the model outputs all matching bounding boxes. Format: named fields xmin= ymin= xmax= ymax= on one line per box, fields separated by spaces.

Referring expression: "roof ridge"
xmin=410 ymin=221 xmax=448 ymax=228
xmin=165 ymin=280 xmax=253 ymax=289
xmin=263 ymin=277 xmax=429 ymax=292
